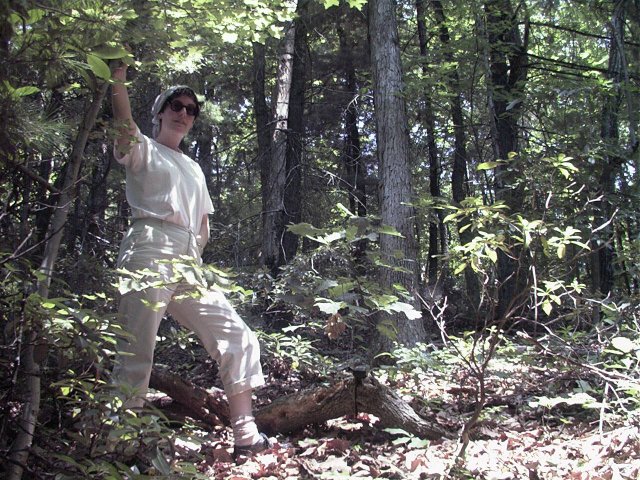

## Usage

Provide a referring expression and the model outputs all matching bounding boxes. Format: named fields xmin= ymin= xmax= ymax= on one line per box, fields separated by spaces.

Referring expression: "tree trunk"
xmin=7 ymin=80 xmax=109 ymax=480
xmin=591 ymin=0 xmax=627 ymax=296
xmin=415 ymin=0 xmax=445 ymax=287
xmin=338 ymin=4 xmax=367 ymax=219
xmin=428 ymin=0 xmax=480 ymax=307
xmin=262 ymin=23 xmax=296 ymax=276
xmin=483 ymin=0 xmax=529 ymax=319
xmin=369 ymin=0 xmax=426 ymax=350
xmin=282 ymin=1 xmax=310 ymax=263
xmin=337 ymin=3 xmax=368 ymax=268
xmin=253 ymin=40 xmax=272 ymax=244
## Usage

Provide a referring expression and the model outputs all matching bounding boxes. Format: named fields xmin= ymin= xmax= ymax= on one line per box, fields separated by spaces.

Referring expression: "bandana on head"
xmin=151 ymin=85 xmax=197 ymax=138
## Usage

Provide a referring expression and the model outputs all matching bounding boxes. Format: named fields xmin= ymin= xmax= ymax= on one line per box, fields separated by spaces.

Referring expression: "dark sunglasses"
xmin=168 ymin=99 xmax=199 ymax=117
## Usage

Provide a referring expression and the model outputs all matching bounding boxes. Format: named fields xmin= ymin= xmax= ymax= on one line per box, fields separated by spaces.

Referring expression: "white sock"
xmin=231 ymin=414 xmax=261 ymax=446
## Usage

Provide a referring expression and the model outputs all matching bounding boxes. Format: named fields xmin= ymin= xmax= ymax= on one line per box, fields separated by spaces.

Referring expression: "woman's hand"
xmin=110 ymin=59 xmax=128 ymax=82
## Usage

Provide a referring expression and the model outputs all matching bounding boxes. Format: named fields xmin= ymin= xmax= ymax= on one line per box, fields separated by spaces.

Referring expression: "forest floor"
xmin=152 ymin=328 xmax=640 ymax=480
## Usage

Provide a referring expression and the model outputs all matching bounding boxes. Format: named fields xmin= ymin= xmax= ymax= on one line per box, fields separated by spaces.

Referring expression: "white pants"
xmin=112 ymin=218 xmax=264 ymax=408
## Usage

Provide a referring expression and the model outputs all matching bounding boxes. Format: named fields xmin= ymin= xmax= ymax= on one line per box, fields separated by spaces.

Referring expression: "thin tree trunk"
xmin=338 ymin=4 xmax=367 ymax=219
xmin=428 ymin=0 xmax=481 ymax=307
xmin=282 ymin=1 xmax=309 ymax=263
xmin=337 ymin=2 xmax=368 ymax=268
xmin=483 ymin=0 xmax=529 ymax=319
xmin=253 ymin=41 xmax=272 ymax=216
xmin=7 ymin=81 xmax=108 ymax=480
xmin=591 ymin=0 xmax=627 ymax=296
xmin=415 ymin=0 xmax=445 ymax=287
xmin=369 ymin=0 xmax=426 ymax=350
xmin=262 ymin=23 xmax=295 ymax=275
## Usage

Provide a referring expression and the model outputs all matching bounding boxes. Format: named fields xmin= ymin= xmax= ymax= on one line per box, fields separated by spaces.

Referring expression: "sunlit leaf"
xmin=222 ymin=31 xmax=238 ymax=43
xmin=611 ymin=337 xmax=636 ymax=354
xmin=477 ymin=161 xmax=501 ymax=170
xmin=389 ymin=301 xmax=422 ymax=320
xmin=87 ymin=54 xmax=111 ymax=80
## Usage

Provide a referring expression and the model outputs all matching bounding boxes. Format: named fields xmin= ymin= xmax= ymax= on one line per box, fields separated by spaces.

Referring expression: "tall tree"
xmin=338 ymin=2 xmax=367 ymax=219
xmin=591 ymin=0 xmax=629 ymax=296
xmin=262 ymin=23 xmax=296 ymax=275
xmin=483 ymin=0 xmax=529 ymax=319
xmin=282 ymin=0 xmax=311 ymax=263
xmin=427 ymin=0 xmax=481 ymax=307
xmin=369 ymin=0 xmax=427 ymax=349
xmin=415 ymin=0 xmax=446 ymax=287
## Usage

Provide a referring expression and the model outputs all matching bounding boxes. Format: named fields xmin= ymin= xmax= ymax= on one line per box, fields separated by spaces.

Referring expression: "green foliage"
xmin=284 ymin=206 xmax=422 ymax=326
xmin=258 ymin=326 xmax=334 ymax=374
xmin=383 ymin=428 xmax=430 ymax=449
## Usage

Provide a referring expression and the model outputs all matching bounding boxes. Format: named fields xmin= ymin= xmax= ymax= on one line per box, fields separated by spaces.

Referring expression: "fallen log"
xmin=149 ymin=367 xmax=453 ymax=440
xmin=256 ymin=374 xmax=453 ymax=440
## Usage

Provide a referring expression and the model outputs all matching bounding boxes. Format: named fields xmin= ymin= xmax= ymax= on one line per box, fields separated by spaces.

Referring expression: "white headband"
xmin=151 ymin=85 xmax=198 ymax=137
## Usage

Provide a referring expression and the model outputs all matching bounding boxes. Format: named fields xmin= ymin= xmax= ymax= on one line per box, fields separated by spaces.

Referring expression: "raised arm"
xmin=110 ymin=61 xmax=137 ymax=159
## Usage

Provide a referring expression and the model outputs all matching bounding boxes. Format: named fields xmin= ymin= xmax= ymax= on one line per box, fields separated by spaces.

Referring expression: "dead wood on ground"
xmin=149 ymin=367 xmax=453 ymax=440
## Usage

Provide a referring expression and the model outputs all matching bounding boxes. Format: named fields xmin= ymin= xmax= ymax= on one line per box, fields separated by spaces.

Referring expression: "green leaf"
xmin=87 ymin=54 xmax=111 ymax=80
xmin=151 ymin=447 xmax=171 ymax=475
xmin=542 ymin=300 xmax=552 ymax=316
xmin=378 ymin=225 xmax=403 ymax=237
xmin=14 ymin=86 xmax=40 ymax=97
xmin=376 ymin=320 xmax=397 ymax=340
xmin=91 ymin=45 xmax=130 ymax=60
xmin=336 ymin=202 xmax=355 ymax=217
xmin=328 ymin=281 xmax=355 ymax=298
xmin=477 ymin=161 xmax=501 ymax=170
xmin=315 ymin=298 xmax=346 ymax=315
xmin=484 ymin=246 xmax=497 ymax=263
xmin=287 ymin=222 xmax=327 ymax=237
xmin=453 ymin=263 xmax=467 ymax=275
xmin=347 ymin=0 xmax=368 ymax=9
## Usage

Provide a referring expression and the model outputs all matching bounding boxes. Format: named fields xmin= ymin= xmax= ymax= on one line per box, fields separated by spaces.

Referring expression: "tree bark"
xmin=415 ymin=0 xmax=444 ymax=287
xmin=591 ymin=0 xmax=627 ymax=296
xmin=282 ymin=1 xmax=310 ymax=263
xmin=253 ymin=40 xmax=272 ymax=243
xmin=427 ymin=0 xmax=481 ymax=307
xmin=483 ymin=0 xmax=529 ymax=319
xmin=369 ymin=0 xmax=426 ymax=349
xmin=337 ymin=3 xmax=368 ymax=268
xmin=262 ymin=23 xmax=296 ymax=276
xmin=150 ymin=365 xmax=229 ymax=426
xmin=338 ymin=4 xmax=367 ymax=220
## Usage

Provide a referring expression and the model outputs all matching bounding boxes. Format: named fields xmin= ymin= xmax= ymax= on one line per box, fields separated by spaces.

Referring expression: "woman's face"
xmin=158 ymin=95 xmax=198 ymax=137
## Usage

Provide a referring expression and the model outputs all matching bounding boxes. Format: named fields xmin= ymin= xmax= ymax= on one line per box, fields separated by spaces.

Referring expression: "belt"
xmin=131 ymin=217 xmax=202 ymax=250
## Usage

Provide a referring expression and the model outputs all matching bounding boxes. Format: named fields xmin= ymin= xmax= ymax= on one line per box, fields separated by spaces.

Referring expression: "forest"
xmin=1 ymin=0 xmax=639 ymax=478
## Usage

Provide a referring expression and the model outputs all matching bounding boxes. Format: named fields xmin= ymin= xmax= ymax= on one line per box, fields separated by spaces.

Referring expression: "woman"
xmin=110 ymin=61 xmax=270 ymax=459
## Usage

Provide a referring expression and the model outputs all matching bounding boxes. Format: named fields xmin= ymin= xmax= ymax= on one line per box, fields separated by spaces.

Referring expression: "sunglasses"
xmin=167 ymin=99 xmax=199 ymax=117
